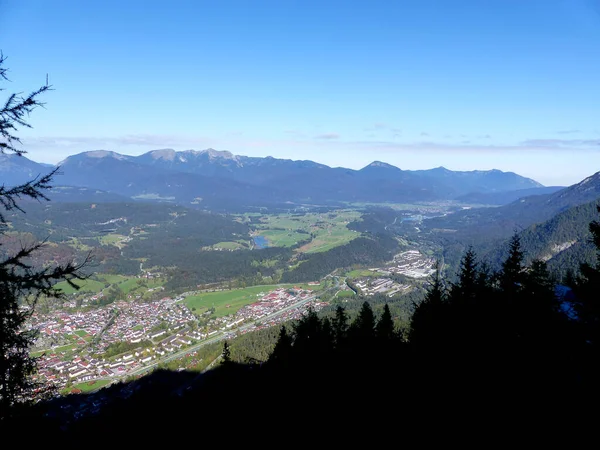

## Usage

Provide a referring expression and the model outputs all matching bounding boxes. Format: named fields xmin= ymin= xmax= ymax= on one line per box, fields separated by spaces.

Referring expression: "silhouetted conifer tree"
xmin=293 ymin=307 xmax=324 ymax=362
xmin=349 ymin=301 xmax=376 ymax=347
xmin=320 ymin=317 xmax=335 ymax=357
xmin=332 ymin=305 xmax=349 ymax=348
xmin=375 ymin=304 xmax=395 ymax=342
xmin=269 ymin=326 xmax=293 ymax=367
xmin=499 ymin=233 xmax=525 ymax=298
xmin=449 ymin=247 xmax=479 ymax=306
xmin=409 ymin=261 xmax=447 ymax=347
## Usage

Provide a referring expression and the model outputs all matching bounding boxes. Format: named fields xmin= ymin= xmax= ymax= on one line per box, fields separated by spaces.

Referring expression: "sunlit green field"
xmin=184 ymin=283 xmax=317 ymax=318
xmin=54 ymin=273 xmax=164 ymax=297
xmin=213 ymin=241 xmax=246 ymax=250
xmin=54 ymin=278 xmax=105 ymax=295
xmin=63 ymin=378 xmax=112 ymax=394
xmin=241 ymin=210 xmax=361 ymax=253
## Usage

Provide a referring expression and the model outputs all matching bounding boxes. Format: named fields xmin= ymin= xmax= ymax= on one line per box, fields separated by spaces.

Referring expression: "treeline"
xmin=438 ymin=199 xmax=600 ymax=281
xmin=228 ymin=327 xmax=281 ymax=363
xmin=4 ymin=201 xmax=251 ymax=278
xmin=281 ymin=234 xmax=400 ymax=283
xmin=5 ymin=202 xmax=248 ymax=245
xmin=347 ymin=207 xmax=401 ymax=234
xmin=484 ymin=199 xmax=600 ymax=278
xmin=161 ymin=246 xmax=293 ymax=292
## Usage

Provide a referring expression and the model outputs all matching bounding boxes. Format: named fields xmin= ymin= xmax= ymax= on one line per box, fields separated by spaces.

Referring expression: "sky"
xmin=1 ymin=0 xmax=600 ymax=186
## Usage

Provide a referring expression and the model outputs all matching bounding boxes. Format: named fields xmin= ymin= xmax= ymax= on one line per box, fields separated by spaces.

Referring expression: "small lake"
xmin=253 ymin=235 xmax=268 ymax=249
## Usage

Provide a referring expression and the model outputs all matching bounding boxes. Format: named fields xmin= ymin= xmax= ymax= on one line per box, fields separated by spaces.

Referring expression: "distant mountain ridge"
xmin=422 ymin=171 xmax=600 ymax=271
xmin=455 ymin=186 xmax=565 ymax=205
xmin=2 ymin=148 xmax=545 ymax=211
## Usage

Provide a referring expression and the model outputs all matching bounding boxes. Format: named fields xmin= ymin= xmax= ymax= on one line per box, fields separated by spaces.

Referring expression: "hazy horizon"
xmin=6 ymin=146 xmax=576 ymax=187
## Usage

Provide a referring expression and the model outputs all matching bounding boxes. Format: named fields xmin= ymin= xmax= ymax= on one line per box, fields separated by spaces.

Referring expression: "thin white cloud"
xmin=24 ymin=134 xmax=217 ymax=148
xmin=521 ymin=138 xmax=600 ymax=147
xmin=314 ymin=133 xmax=340 ymax=140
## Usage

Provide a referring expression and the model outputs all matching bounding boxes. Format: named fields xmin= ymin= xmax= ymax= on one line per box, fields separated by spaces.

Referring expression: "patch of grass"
xmin=53 ymin=343 xmax=79 ymax=354
xmin=119 ymin=277 xmax=165 ymax=295
xmin=185 ymin=283 xmax=317 ymax=318
xmin=64 ymin=379 xmax=113 ymax=394
xmin=66 ymin=237 xmax=93 ymax=251
xmin=98 ymin=274 xmax=128 ymax=284
xmin=213 ymin=241 xmax=244 ymax=250
xmin=336 ymin=290 xmax=356 ymax=298
xmin=54 ymin=278 xmax=105 ymax=295
xmin=118 ymin=278 xmax=142 ymax=294
xmin=250 ymin=210 xmax=361 ymax=253
xmin=73 ymin=330 xmax=89 ymax=338
xmin=258 ymin=230 xmax=307 ymax=247
xmin=300 ymin=231 xmax=358 ymax=254
xmin=98 ymin=234 xmax=127 ymax=247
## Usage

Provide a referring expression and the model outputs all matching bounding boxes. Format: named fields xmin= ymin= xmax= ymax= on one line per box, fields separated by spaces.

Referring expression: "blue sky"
xmin=1 ymin=0 xmax=600 ymax=185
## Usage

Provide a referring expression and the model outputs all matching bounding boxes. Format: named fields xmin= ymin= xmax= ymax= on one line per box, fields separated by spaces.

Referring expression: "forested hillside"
xmin=281 ymin=234 xmax=400 ymax=282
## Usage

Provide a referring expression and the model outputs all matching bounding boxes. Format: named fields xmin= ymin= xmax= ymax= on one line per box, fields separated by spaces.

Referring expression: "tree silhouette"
xmin=332 ymin=305 xmax=348 ymax=348
xmin=499 ymin=233 xmax=524 ymax=297
xmin=449 ymin=247 xmax=478 ymax=305
xmin=375 ymin=304 xmax=395 ymax=342
xmin=269 ymin=326 xmax=292 ymax=367
xmin=0 ymin=53 xmax=86 ymax=418
xmin=409 ymin=261 xmax=447 ymax=348
xmin=349 ymin=301 xmax=376 ymax=352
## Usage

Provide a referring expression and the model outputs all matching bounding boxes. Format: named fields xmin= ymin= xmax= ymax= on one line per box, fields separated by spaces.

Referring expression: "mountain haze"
xmin=425 ymin=171 xmax=600 ymax=239
xmin=2 ymin=149 xmax=544 ymax=211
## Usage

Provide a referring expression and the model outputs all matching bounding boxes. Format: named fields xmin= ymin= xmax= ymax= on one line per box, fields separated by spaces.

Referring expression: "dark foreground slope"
xmin=6 ymin=338 xmax=596 ymax=446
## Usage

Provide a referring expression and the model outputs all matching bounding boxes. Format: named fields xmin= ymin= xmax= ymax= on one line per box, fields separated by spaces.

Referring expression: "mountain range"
xmin=2 ymin=149 xmax=547 ymax=211
xmin=418 ymin=170 xmax=600 ymax=273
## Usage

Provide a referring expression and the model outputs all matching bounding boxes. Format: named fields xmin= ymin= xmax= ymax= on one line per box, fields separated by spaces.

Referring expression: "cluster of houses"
xmin=353 ymin=278 xmax=411 ymax=297
xmin=238 ymin=298 xmax=327 ymax=336
xmin=235 ymin=288 xmax=314 ymax=321
xmin=30 ymin=296 xmax=200 ymax=389
xmin=369 ymin=250 xmax=436 ymax=279
xmin=29 ymin=286 xmax=327 ymax=392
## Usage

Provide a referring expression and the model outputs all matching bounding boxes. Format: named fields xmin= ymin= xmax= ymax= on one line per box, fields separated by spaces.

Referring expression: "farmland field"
xmin=54 ymin=278 xmax=105 ymax=295
xmin=184 ymin=283 xmax=318 ymax=318
xmin=243 ymin=210 xmax=361 ymax=253
xmin=54 ymin=273 xmax=164 ymax=297
xmin=98 ymin=233 xmax=127 ymax=247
